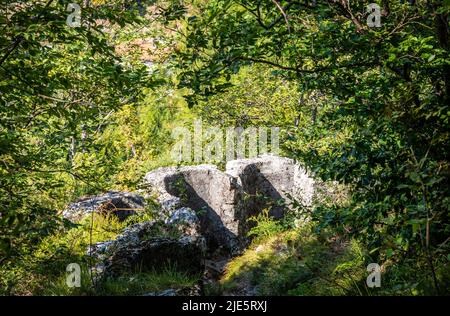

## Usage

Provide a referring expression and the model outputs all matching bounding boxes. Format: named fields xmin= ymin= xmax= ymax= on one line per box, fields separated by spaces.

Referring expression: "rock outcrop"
xmin=90 ymin=207 xmax=206 ymax=277
xmin=226 ymin=155 xmax=314 ymax=229
xmin=66 ymin=155 xmax=316 ymax=289
xmin=105 ymin=235 xmax=205 ymax=277
xmin=142 ymin=154 xmax=315 ymax=253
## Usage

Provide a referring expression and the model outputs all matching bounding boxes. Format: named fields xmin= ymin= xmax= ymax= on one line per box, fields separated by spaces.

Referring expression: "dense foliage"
xmin=1 ymin=0 xmax=449 ymax=295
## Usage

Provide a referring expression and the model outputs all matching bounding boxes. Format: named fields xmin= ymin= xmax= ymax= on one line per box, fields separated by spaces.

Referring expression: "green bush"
xmin=247 ymin=209 xmax=284 ymax=243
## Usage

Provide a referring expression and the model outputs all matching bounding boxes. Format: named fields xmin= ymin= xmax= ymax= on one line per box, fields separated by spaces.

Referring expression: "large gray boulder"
xmin=90 ymin=207 xmax=206 ymax=277
xmin=63 ymin=191 xmax=145 ymax=222
xmin=142 ymin=155 xmax=315 ymax=253
xmin=226 ymin=154 xmax=315 ymax=218
xmin=143 ymin=164 xmax=242 ymax=253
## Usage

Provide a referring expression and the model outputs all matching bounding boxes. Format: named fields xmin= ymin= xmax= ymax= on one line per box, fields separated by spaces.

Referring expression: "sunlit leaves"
xmin=0 ymin=0 xmax=151 ymax=259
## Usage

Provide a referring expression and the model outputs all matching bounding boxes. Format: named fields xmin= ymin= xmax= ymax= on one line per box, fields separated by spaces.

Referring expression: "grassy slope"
xmin=209 ymin=224 xmax=370 ymax=296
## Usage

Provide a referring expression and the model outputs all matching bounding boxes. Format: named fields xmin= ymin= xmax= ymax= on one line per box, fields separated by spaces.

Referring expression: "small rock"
xmin=143 ymin=289 xmax=177 ymax=296
xmin=165 ymin=207 xmax=200 ymax=236
xmin=143 ymin=285 xmax=202 ymax=296
xmin=255 ymin=245 xmax=264 ymax=253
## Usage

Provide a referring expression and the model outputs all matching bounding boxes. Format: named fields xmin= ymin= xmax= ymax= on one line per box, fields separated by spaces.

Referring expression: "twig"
xmin=270 ymin=0 xmax=291 ymax=33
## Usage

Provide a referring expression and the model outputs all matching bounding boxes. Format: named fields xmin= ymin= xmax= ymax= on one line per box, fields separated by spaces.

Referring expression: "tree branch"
xmin=270 ymin=0 xmax=291 ymax=32
xmin=0 ymin=0 xmax=54 ymax=67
